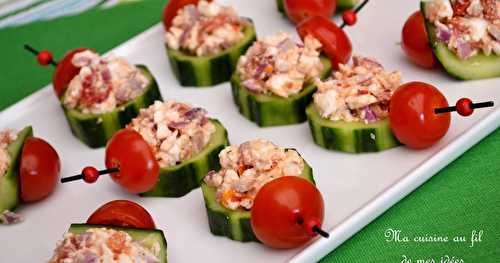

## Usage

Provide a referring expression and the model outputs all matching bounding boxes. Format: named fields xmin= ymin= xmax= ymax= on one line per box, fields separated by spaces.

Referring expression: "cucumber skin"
xmin=277 ymin=0 xmax=358 ymax=13
xmin=201 ymin=154 xmax=315 ymax=242
xmin=63 ymin=65 xmax=162 ymax=148
xmin=231 ymin=56 xmax=332 ymax=127
xmin=420 ymin=2 xmax=500 ymax=80
xmin=166 ymin=23 xmax=257 ymax=87
xmin=68 ymin=224 xmax=168 ymax=263
xmin=277 ymin=0 xmax=284 ymax=12
xmin=0 ymin=126 xmax=33 ymax=213
xmin=306 ymin=104 xmax=401 ymax=153
xmin=141 ymin=119 xmax=229 ymax=198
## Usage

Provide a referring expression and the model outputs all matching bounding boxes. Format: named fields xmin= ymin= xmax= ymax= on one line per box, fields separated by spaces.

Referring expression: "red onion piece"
xmin=363 ymin=106 xmax=378 ymax=123
xmin=0 ymin=210 xmax=23 ymax=225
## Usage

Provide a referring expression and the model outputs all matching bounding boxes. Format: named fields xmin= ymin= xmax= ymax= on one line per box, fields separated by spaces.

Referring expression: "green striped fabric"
xmin=0 ymin=0 xmax=134 ymax=28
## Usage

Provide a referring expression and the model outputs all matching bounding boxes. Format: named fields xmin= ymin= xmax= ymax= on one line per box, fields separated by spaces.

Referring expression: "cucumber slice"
xmin=141 ymin=119 xmax=229 ymax=197
xmin=421 ymin=2 xmax=500 ymax=80
xmin=67 ymin=224 xmax=168 ymax=263
xmin=231 ymin=56 xmax=332 ymax=127
xmin=276 ymin=0 xmax=358 ymax=13
xmin=166 ymin=23 xmax=257 ymax=87
xmin=63 ymin=65 xmax=162 ymax=148
xmin=306 ymin=104 xmax=400 ymax=153
xmin=201 ymin=153 xmax=315 ymax=242
xmin=337 ymin=0 xmax=359 ymax=11
xmin=277 ymin=0 xmax=284 ymax=12
xmin=0 ymin=126 xmax=33 ymax=213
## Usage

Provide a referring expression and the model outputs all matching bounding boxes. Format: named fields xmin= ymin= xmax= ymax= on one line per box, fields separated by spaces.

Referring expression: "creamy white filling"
xmin=165 ymin=1 xmax=246 ymax=56
xmin=0 ymin=129 xmax=18 ymax=182
xmin=49 ymin=228 xmax=159 ymax=263
xmin=63 ymin=50 xmax=149 ymax=114
xmin=236 ymin=32 xmax=323 ymax=98
xmin=128 ymin=101 xmax=215 ymax=168
xmin=204 ymin=139 xmax=304 ymax=210
xmin=425 ymin=0 xmax=500 ymax=59
xmin=313 ymin=56 xmax=401 ymax=123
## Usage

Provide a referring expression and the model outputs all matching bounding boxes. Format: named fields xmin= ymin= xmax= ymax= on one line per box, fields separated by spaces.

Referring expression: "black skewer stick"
xmin=60 ymin=167 xmax=120 ymax=183
xmin=434 ymin=101 xmax=494 ymax=114
xmin=297 ymin=217 xmax=330 ymax=238
xmin=312 ymin=225 xmax=330 ymax=238
xmin=24 ymin=44 xmax=58 ymax=66
xmin=340 ymin=0 xmax=369 ymax=29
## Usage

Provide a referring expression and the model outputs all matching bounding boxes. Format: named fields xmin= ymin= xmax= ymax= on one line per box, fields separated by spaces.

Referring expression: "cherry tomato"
xmin=284 ymin=0 xmax=336 ymax=24
xmin=87 ymin=200 xmax=156 ymax=229
xmin=163 ymin=0 xmax=212 ymax=29
xmin=389 ymin=82 xmax=451 ymax=149
xmin=251 ymin=176 xmax=325 ymax=249
xmin=105 ymin=129 xmax=159 ymax=194
xmin=19 ymin=137 xmax=60 ymax=202
xmin=52 ymin=48 xmax=88 ymax=98
xmin=297 ymin=16 xmax=352 ymax=69
xmin=401 ymin=11 xmax=437 ymax=68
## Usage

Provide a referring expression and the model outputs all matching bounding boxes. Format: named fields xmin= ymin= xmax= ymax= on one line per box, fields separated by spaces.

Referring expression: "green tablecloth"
xmin=1 ymin=1 xmax=498 ymax=261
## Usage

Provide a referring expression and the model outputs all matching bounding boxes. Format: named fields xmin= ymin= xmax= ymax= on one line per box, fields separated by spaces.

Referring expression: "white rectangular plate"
xmin=1 ymin=0 xmax=499 ymax=262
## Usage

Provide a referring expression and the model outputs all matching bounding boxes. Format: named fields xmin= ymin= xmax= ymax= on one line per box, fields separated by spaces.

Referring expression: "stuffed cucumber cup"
xmin=201 ymin=139 xmax=315 ymax=242
xmin=306 ymin=56 xmax=401 ymax=153
xmin=48 ymin=224 xmax=167 ymax=262
xmin=276 ymin=0 xmax=359 ymax=13
xmin=61 ymin=50 xmax=162 ymax=148
xmin=126 ymin=101 xmax=229 ymax=197
xmin=0 ymin=127 xmax=32 ymax=216
xmin=421 ymin=0 xmax=500 ymax=80
xmin=165 ymin=1 xmax=257 ymax=87
xmin=231 ymin=32 xmax=332 ymax=127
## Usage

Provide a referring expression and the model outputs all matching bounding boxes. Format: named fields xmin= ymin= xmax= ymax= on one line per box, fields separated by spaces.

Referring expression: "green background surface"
xmin=1 ymin=0 xmax=499 ymax=262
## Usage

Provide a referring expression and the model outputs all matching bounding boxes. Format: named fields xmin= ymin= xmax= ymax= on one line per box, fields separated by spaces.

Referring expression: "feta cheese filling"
xmin=128 ymin=101 xmax=216 ymax=168
xmin=0 ymin=129 xmax=20 ymax=224
xmin=63 ymin=50 xmax=150 ymax=115
xmin=204 ymin=139 xmax=304 ymax=210
xmin=424 ymin=0 xmax=500 ymax=59
xmin=165 ymin=0 xmax=249 ymax=56
xmin=236 ymin=32 xmax=324 ymax=98
xmin=313 ymin=56 xmax=401 ymax=123
xmin=49 ymin=228 xmax=160 ymax=263
xmin=0 ymin=210 xmax=23 ymax=225
xmin=0 ymin=129 xmax=18 ymax=182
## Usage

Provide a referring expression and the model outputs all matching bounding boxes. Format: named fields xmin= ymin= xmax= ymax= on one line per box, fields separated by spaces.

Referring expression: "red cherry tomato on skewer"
xmin=19 ymin=137 xmax=60 ymax=202
xmin=52 ymin=47 xmax=88 ymax=98
xmin=283 ymin=0 xmax=336 ymax=24
xmin=389 ymin=82 xmax=451 ymax=149
xmin=401 ymin=11 xmax=437 ymax=68
xmin=87 ymin=200 xmax=156 ymax=229
xmin=105 ymin=129 xmax=159 ymax=194
xmin=297 ymin=16 xmax=352 ymax=69
xmin=251 ymin=176 xmax=325 ymax=249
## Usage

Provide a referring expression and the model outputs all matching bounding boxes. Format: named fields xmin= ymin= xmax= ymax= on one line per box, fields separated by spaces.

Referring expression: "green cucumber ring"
xmin=0 ymin=126 xmax=33 ymax=213
xmin=63 ymin=65 xmax=162 ymax=148
xmin=201 ymin=150 xmax=315 ymax=242
xmin=166 ymin=22 xmax=257 ymax=87
xmin=141 ymin=119 xmax=229 ymax=198
xmin=306 ymin=104 xmax=401 ymax=153
xmin=231 ymin=56 xmax=332 ymax=127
